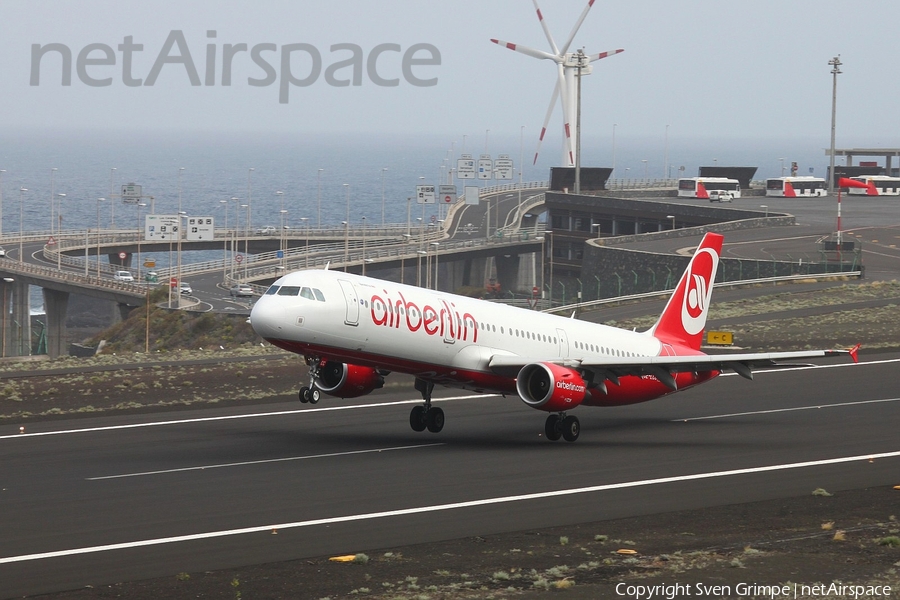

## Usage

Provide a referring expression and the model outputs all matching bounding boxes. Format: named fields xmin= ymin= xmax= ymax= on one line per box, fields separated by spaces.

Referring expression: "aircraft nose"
xmin=249 ymin=298 xmax=283 ymax=338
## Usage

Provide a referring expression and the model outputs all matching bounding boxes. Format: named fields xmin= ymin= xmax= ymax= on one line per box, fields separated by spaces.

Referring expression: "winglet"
xmin=848 ymin=343 xmax=861 ymax=363
xmin=647 ymin=232 xmax=723 ymax=351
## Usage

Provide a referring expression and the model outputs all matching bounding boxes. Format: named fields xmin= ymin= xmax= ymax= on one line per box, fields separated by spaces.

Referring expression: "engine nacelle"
xmin=315 ymin=361 xmax=384 ymax=399
xmin=516 ymin=362 xmax=587 ymax=412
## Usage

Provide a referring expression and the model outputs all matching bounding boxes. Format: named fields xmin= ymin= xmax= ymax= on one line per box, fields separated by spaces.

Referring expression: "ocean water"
xmin=0 ymin=130 xmax=856 ymax=235
xmin=0 ymin=129 xmax=867 ymax=312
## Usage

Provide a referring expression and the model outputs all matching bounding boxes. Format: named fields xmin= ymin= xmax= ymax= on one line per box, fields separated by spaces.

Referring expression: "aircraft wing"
xmin=488 ymin=348 xmax=855 ymax=390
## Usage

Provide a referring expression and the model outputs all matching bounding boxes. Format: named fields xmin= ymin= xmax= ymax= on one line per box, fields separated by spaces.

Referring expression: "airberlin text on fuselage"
xmin=370 ymin=291 xmax=478 ymax=343
xmin=556 ymin=381 xmax=586 ymax=393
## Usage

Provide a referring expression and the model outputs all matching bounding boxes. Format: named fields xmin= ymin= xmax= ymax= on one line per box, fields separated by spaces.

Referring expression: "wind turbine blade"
xmin=555 ymin=62 xmax=575 ymax=166
xmin=560 ymin=0 xmax=596 ymax=55
xmin=587 ymin=48 xmax=625 ymax=62
xmin=531 ymin=0 xmax=560 ymax=56
xmin=533 ymin=83 xmax=560 ymax=165
xmin=490 ymin=38 xmax=559 ymax=62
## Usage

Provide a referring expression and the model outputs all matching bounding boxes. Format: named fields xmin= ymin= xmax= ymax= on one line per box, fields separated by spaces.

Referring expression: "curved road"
xmin=1 ymin=352 xmax=897 ymax=597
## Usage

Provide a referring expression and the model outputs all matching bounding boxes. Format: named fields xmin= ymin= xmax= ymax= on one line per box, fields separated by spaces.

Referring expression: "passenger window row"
xmin=574 ymin=340 xmax=639 ymax=358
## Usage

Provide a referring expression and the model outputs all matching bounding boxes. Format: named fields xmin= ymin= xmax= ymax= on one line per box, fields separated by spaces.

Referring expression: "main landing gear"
xmin=299 ymin=356 xmax=322 ymax=404
xmin=409 ymin=378 xmax=444 ymax=433
xmin=544 ymin=413 xmax=580 ymax=442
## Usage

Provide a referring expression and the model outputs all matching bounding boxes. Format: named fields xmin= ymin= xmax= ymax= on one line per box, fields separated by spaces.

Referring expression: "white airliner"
xmin=249 ymin=232 xmax=856 ymax=442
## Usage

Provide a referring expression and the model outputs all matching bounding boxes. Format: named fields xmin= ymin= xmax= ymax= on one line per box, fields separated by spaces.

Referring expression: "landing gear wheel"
xmin=425 ymin=407 xmax=444 ymax=433
xmin=561 ymin=415 xmax=580 ymax=442
xmin=309 ymin=388 xmax=321 ymax=404
xmin=409 ymin=405 xmax=427 ymax=432
xmin=299 ymin=387 xmax=311 ymax=403
xmin=544 ymin=414 xmax=562 ymax=441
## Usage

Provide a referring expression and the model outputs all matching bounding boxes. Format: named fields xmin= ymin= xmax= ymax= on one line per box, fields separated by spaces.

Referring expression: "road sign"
xmin=47 ymin=236 xmax=56 ymax=246
xmin=145 ymin=214 xmax=180 ymax=241
xmin=439 ymin=184 xmax=457 ymax=204
xmin=464 ymin=185 xmax=480 ymax=205
xmin=494 ymin=154 xmax=514 ymax=180
xmin=170 ymin=277 xmax=177 ymax=288
xmin=186 ymin=216 xmax=214 ymax=241
xmin=532 ymin=286 xmax=539 ymax=295
xmin=118 ymin=252 xmax=127 ymax=260
xmin=457 ymin=156 xmax=476 ymax=179
xmin=144 ymin=260 xmax=155 ymax=268
xmin=235 ymin=254 xmax=244 ymax=264
xmin=477 ymin=155 xmax=493 ymax=180
xmin=707 ymin=331 xmax=734 ymax=346
xmin=416 ymin=184 xmax=436 ymax=204
xmin=121 ymin=183 xmax=142 ymax=205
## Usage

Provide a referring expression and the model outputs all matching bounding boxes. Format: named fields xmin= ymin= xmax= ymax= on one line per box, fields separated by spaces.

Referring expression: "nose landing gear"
xmin=299 ymin=356 xmax=322 ymax=404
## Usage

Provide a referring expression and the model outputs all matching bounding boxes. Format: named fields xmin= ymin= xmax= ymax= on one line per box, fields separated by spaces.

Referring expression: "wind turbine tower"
xmin=491 ymin=0 xmax=623 ymax=167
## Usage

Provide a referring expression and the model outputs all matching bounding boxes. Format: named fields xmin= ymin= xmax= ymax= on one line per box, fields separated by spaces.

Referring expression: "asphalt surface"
xmin=1 ymin=352 xmax=897 ymax=598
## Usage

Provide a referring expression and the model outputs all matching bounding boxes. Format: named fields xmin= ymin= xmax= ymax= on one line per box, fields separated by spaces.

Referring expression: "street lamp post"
xmin=177 ymin=167 xmax=185 ymax=307
xmin=18 ymin=187 xmax=26 ymax=263
xmin=276 ymin=191 xmax=285 ymax=269
xmin=667 ymin=214 xmax=675 ymax=230
xmin=49 ymin=167 xmax=57 ymax=236
xmin=0 ymin=169 xmax=5 ymax=240
xmin=1 ymin=277 xmax=13 ymax=357
xmin=761 ymin=205 xmax=768 ymax=218
xmin=343 ymin=183 xmax=350 ymax=225
xmin=431 ymin=242 xmax=439 ymax=290
xmin=300 ymin=217 xmax=309 ymax=268
xmin=56 ymin=193 xmax=66 ymax=270
xmin=380 ymin=168 xmax=388 ymax=226
xmin=109 ymin=167 xmax=117 ymax=228
xmin=136 ymin=202 xmax=147 ymax=279
xmin=247 ymin=167 xmax=255 ymax=231
xmin=828 ymin=55 xmax=842 ymax=193
xmin=361 ymin=216 xmax=367 ymax=275
xmin=342 ymin=220 xmax=349 ymax=271
xmin=316 ymin=168 xmax=323 ymax=228
xmin=779 ymin=157 xmax=785 ymax=176
xmin=96 ymin=198 xmax=105 ymax=278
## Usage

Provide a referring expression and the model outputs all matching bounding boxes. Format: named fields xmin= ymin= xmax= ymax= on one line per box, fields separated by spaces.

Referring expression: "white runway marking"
xmin=86 ymin=443 xmax=445 ymax=480
xmin=675 ymin=396 xmax=900 ymax=422
xmin=2 ymin=449 xmax=898 ymax=565
xmin=0 ymin=394 xmax=496 ymax=441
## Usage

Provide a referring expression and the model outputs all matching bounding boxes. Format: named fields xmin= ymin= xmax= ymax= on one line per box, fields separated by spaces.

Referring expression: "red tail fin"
xmin=648 ymin=232 xmax=723 ymax=350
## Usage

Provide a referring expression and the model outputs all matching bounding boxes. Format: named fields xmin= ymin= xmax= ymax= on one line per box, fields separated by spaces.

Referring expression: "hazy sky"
xmin=1 ymin=0 xmax=897 ymax=147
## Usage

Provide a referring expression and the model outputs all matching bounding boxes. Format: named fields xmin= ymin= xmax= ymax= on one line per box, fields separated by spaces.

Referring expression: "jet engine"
xmin=315 ymin=361 xmax=385 ymax=398
xmin=516 ymin=362 xmax=587 ymax=412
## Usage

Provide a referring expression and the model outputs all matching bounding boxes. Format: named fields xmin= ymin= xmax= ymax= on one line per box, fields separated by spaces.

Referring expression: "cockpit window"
xmin=312 ymin=288 xmax=325 ymax=302
xmin=265 ymin=285 xmax=280 ymax=295
xmin=300 ymin=287 xmax=315 ymax=300
xmin=277 ymin=286 xmax=301 ymax=296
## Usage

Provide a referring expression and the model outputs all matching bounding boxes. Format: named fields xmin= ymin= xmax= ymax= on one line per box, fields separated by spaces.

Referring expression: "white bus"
xmin=765 ymin=176 xmax=828 ymax=197
xmin=677 ymin=177 xmax=741 ymax=201
xmin=848 ymin=176 xmax=900 ymax=196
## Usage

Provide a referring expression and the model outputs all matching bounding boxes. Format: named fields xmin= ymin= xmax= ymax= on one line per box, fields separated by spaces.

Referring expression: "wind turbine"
xmin=491 ymin=0 xmax=623 ymax=167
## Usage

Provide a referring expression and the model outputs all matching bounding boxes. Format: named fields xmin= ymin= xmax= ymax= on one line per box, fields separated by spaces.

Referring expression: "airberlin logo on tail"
xmin=681 ymin=248 xmax=717 ymax=336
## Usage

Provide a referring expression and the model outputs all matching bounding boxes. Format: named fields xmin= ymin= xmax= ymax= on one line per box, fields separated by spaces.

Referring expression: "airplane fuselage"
xmin=250 ymin=269 xmax=713 ymax=406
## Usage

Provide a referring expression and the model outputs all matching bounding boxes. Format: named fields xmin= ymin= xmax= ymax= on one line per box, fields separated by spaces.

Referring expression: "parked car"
xmin=255 ymin=226 xmax=276 ymax=235
xmin=144 ymin=271 xmax=159 ymax=283
xmin=230 ymin=283 xmax=254 ymax=297
xmin=113 ymin=270 xmax=134 ymax=282
xmin=708 ymin=190 xmax=734 ymax=202
xmin=0 ymin=246 xmax=6 ymax=258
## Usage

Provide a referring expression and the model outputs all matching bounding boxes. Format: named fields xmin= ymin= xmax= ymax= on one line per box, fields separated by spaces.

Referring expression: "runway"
xmin=1 ymin=353 xmax=898 ymax=598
